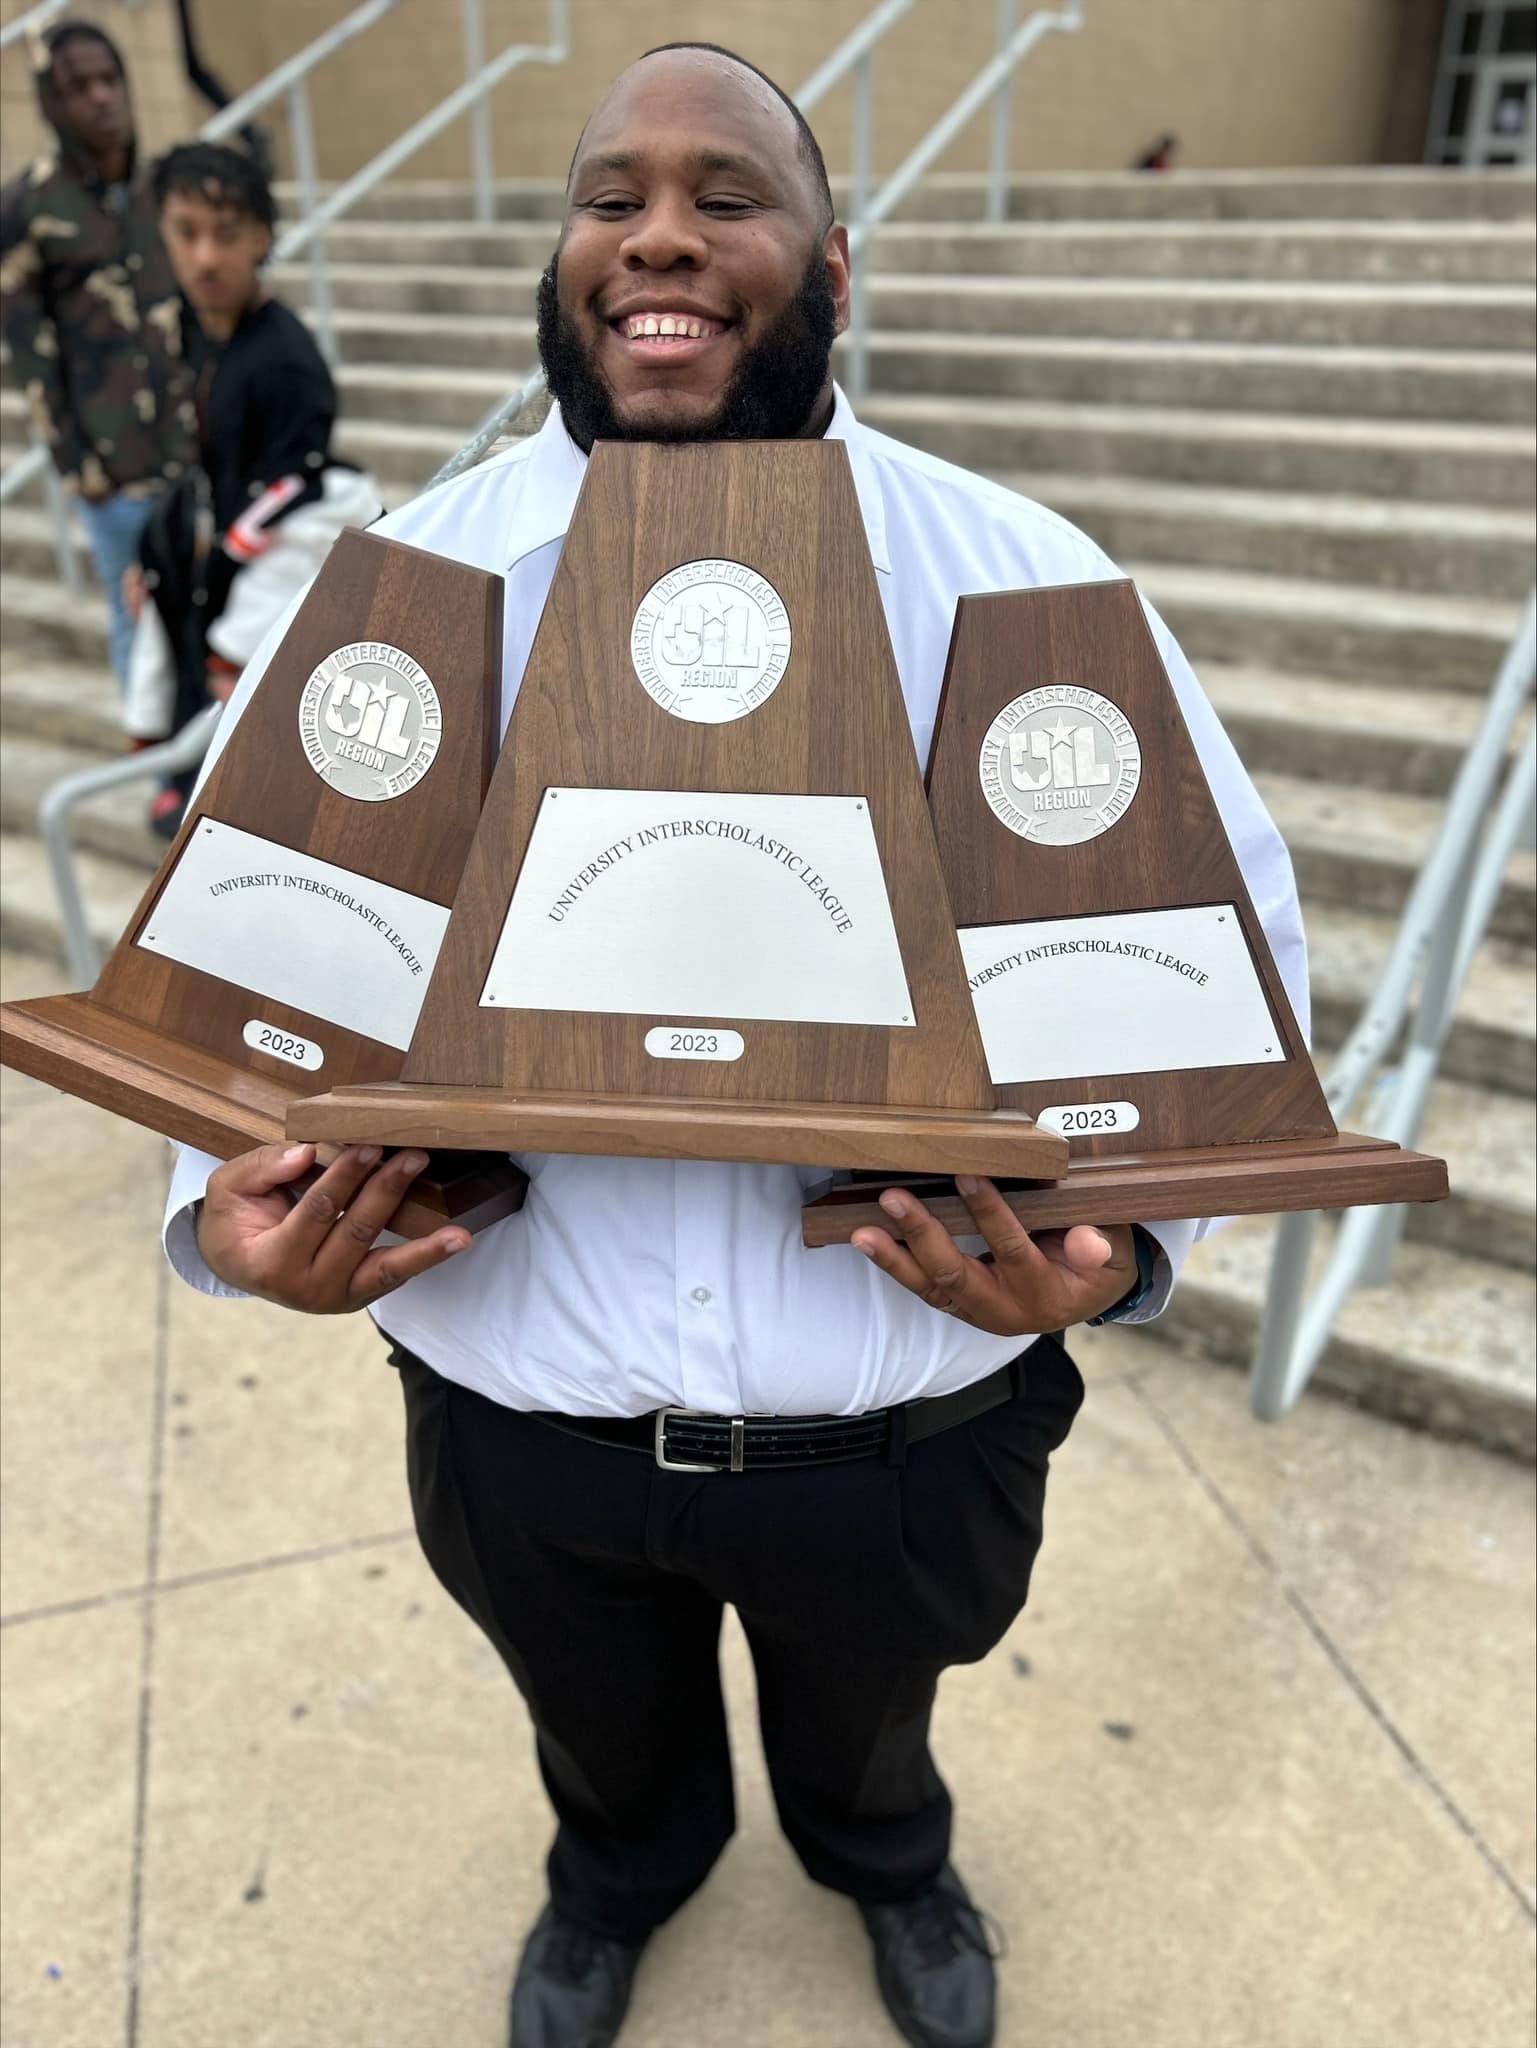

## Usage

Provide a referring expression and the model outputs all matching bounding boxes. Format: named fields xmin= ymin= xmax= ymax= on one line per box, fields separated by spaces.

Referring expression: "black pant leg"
xmin=727 ymin=1336 xmax=1086 ymax=1904
xmin=397 ymin=1354 xmax=736 ymax=1942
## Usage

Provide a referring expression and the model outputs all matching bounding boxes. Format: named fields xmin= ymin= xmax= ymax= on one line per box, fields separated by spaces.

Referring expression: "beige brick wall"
xmin=4 ymin=0 xmax=1415 ymax=194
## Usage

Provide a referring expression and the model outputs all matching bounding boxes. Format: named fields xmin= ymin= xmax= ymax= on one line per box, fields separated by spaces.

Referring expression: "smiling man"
xmin=162 ymin=43 xmax=1310 ymax=2048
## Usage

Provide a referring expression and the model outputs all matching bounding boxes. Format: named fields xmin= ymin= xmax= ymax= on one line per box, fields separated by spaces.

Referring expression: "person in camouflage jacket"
xmin=0 ymin=19 xmax=197 ymax=684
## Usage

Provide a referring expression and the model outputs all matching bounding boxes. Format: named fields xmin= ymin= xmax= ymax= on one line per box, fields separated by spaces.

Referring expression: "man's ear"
xmin=824 ymin=223 xmax=851 ymax=338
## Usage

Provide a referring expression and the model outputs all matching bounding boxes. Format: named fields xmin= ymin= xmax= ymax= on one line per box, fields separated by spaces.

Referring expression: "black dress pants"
xmin=392 ymin=1336 xmax=1084 ymax=1945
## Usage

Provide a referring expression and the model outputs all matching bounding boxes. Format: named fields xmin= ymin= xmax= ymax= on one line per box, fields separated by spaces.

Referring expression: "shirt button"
xmin=126 ymin=253 xmax=142 ymax=270
xmin=690 ymin=1286 xmax=712 ymax=1307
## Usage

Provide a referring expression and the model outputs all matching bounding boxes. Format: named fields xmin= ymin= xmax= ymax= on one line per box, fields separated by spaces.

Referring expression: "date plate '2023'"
xmin=645 ymin=1027 xmax=745 ymax=1063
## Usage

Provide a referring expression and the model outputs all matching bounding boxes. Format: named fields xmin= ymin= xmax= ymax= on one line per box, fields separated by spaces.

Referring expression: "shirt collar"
xmin=502 ymin=382 xmax=891 ymax=578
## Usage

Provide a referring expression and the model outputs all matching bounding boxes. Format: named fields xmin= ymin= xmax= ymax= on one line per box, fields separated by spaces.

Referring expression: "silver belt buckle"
xmin=655 ymin=1407 xmax=747 ymax=1473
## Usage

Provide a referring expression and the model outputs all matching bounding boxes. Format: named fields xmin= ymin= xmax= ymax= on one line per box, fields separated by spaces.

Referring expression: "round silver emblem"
xmin=977 ymin=686 xmax=1141 ymax=846
xmin=297 ymin=641 xmax=442 ymax=802
xmin=630 ymin=558 xmax=792 ymax=724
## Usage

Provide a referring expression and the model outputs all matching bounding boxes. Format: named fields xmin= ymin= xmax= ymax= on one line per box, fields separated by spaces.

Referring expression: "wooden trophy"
xmin=284 ymin=441 xmax=1068 ymax=1183
xmin=0 ymin=529 xmax=525 ymax=1238
xmin=802 ymin=579 xmax=1447 ymax=1244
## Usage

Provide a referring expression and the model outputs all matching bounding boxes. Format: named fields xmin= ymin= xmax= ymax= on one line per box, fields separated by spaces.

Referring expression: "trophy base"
xmin=286 ymin=1082 xmax=1071 ymax=1178
xmin=0 ymin=994 xmax=527 ymax=1240
xmin=798 ymin=1131 xmax=1449 ymax=1245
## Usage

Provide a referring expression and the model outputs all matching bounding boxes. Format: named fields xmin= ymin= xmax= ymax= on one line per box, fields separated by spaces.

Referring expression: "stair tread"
xmin=1179 ymin=1216 xmax=1535 ymax=1406
xmin=1127 ymin=558 xmax=1524 ymax=634
xmin=1254 ymin=769 xmax=1537 ymax=890
xmin=1304 ymin=898 xmax=1534 ymax=1042
xmin=1002 ymin=474 xmax=1537 ymax=540
xmin=859 ymin=388 xmax=1536 ymax=450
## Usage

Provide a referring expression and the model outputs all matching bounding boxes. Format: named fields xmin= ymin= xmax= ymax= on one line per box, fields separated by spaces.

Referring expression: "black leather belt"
xmin=531 ymin=1355 xmax=1026 ymax=1473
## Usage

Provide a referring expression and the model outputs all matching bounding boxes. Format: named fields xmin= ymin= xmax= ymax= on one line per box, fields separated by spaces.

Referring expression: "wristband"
xmin=1085 ymin=1224 xmax=1158 ymax=1326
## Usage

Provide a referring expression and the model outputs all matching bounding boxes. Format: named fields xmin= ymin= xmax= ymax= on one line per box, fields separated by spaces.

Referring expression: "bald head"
xmin=570 ymin=44 xmax=834 ymax=235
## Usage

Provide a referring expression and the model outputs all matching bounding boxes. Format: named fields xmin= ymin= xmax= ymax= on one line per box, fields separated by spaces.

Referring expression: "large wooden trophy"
xmin=0 ymin=530 xmax=526 ymax=1238
xmin=285 ymin=442 xmax=1068 ymax=1183
xmin=801 ymin=579 xmax=1447 ymax=1244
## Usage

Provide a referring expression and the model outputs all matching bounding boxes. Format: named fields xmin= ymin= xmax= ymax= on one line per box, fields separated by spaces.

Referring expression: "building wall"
xmin=4 ymin=0 xmax=1414 ymax=193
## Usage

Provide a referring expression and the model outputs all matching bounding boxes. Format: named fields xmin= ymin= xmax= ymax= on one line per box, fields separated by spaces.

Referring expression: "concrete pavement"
xmin=1 ymin=949 xmax=1532 ymax=2048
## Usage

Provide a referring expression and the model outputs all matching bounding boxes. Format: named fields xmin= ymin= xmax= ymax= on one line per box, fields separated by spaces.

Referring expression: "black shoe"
xmin=857 ymin=1863 xmax=1004 ymax=2048
xmin=508 ymin=1903 xmax=647 ymax=2048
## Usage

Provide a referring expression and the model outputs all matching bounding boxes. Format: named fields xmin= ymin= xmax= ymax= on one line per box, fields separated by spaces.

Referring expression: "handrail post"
xmin=462 ymin=0 xmax=495 ymax=224
xmin=286 ymin=76 xmax=337 ymax=367
xmin=851 ymin=50 xmax=876 ymax=243
xmin=33 ymin=424 xmax=82 ymax=596
xmin=1250 ymin=1211 xmax=1319 ymax=1421
xmin=987 ymin=0 xmax=1017 ymax=224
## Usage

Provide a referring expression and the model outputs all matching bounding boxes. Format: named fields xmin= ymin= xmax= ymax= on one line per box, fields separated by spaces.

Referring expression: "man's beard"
xmin=536 ymin=249 xmax=838 ymax=450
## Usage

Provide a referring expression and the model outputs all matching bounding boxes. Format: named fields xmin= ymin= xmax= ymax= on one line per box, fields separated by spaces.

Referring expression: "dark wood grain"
xmin=397 ymin=440 xmax=997 ymax=1114
xmin=798 ymin=1134 xmax=1450 ymax=1242
xmin=0 ymin=529 xmax=526 ymax=1234
xmin=926 ymin=579 xmax=1338 ymax=1156
xmin=286 ymin=1080 xmax=1070 ymax=1176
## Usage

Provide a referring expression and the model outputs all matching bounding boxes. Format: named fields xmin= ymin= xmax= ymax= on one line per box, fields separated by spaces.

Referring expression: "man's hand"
xmin=197 ymin=1142 xmax=470 ymax=1314
xmin=851 ymin=1176 xmax=1136 ymax=1335
xmin=122 ymin=563 xmax=145 ymax=622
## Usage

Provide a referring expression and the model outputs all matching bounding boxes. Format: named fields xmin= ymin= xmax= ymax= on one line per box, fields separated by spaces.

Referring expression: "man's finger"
xmin=849 ymin=1223 xmax=951 ymax=1303
xmin=307 ymin=1148 xmax=434 ymax=1287
xmin=872 ymin=1189 xmax=981 ymax=1301
xmin=208 ymin=1141 xmax=319 ymax=1202
xmin=347 ymin=1226 xmax=471 ymax=1306
xmin=953 ymin=1175 xmax=1052 ymax=1271
xmin=270 ymin=1144 xmax=386 ymax=1261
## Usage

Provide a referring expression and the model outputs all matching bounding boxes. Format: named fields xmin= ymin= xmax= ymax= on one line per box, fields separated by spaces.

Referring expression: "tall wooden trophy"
xmin=801 ymin=579 xmax=1447 ymax=1244
xmin=0 ymin=529 xmax=526 ymax=1238
xmin=284 ymin=441 xmax=1068 ymax=1184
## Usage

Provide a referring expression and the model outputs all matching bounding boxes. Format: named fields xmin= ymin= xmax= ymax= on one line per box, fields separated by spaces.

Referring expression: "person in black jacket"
xmin=126 ymin=142 xmax=359 ymax=834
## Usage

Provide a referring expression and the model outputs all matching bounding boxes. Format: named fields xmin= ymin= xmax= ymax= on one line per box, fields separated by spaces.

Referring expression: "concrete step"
xmin=275 ymin=167 xmax=1537 ymax=225
xmin=0 ymin=651 xmax=118 ymax=748
xmin=312 ymin=313 xmax=1537 ymax=425
xmin=272 ymin=263 xmax=1537 ymax=353
xmin=1014 ymin=476 xmax=1537 ymax=598
xmin=855 ymin=393 xmax=1536 ymax=504
xmin=0 ymin=828 xmax=144 ymax=966
xmin=1132 ymin=561 xmax=1525 ymax=693
xmin=0 ymin=734 xmax=162 ymax=872
xmin=299 ymin=215 xmax=1537 ymax=283
xmin=864 ymin=334 xmax=1537 ymax=424
xmin=1254 ymin=770 xmax=1535 ymax=944
xmin=1156 ymin=1215 xmax=1535 ymax=1459
xmin=853 ymin=219 xmax=1537 ymax=285
xmin=1306 ymin=898 xmax=1534 ymax=1098
xmin=1200 ymin=666 xmax=1519 ymax=799
xmin=1409 ymin=1076 xmax=1536 ymax=1271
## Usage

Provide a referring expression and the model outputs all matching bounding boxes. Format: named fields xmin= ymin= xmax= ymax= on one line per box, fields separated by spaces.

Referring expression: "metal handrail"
xmin=1250 ymin=593 xmax=1537 ymax=1421
xmin=271 ymin=0 xmax=568 ymax=273
xmin=199 ymin=0 xmax=403 ymax=363
xmin=841 ymin=0 xmax=1085 ymax=396
xmin=0 ymin=0 xmax=67 ymax=52
xmin=41 ymin=706 xmax=221 ymax=990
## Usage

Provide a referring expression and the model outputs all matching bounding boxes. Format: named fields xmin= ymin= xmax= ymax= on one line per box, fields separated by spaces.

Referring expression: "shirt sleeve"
xmin=0 ymin=188 xmax=87 ymax=483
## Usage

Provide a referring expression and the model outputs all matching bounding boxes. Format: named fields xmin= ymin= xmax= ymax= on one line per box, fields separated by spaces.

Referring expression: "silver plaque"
xmin=481 ymin=789 xmax=913 ymax=1027
xmin=139 ymin=820 xmax=451 ymax=1050
xmin=978 ymin=685 xmax=1141 ymax=846
xmin=297 ymin=640 xmax=442 ymax=802
xmin=630 ymin=559 xmax=792 ymax=724
xmin=959 ymin=905 xmax=1284 ymax=1083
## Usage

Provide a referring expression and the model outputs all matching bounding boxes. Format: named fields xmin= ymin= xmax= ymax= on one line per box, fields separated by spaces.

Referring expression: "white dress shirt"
xmin=163 ymin=389 xmax=1310 ymax=1419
